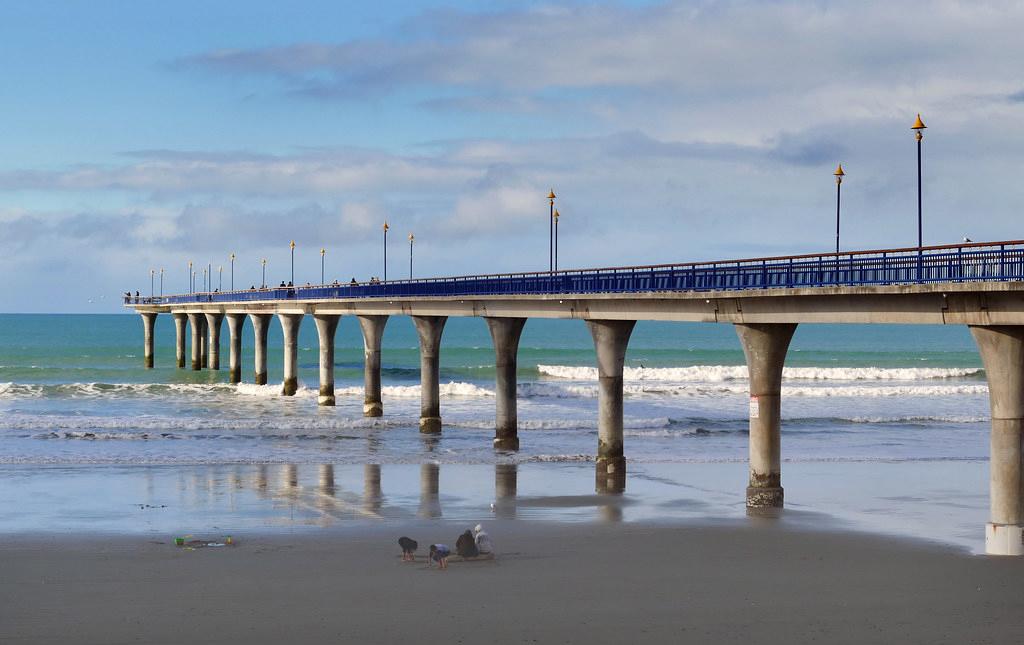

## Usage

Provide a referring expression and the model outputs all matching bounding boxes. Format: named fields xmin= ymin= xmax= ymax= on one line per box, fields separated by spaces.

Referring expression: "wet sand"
xmin=2 ymin=520 xmax=1022 ymax=644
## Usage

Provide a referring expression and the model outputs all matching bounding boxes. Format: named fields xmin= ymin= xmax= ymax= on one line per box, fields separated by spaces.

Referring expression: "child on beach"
xmin=428 ymin=544 xmax=450 ymax=569
xmin=398 ymin=536 xmax=418 ymax=561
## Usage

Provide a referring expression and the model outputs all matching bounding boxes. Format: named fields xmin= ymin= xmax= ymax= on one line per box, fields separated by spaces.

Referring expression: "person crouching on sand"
xmin=455 ymin=529 xmax=479 ymax=558
xmin=398 ymin=536 xmax=418 ymax=562
xmin=428 ymin=544 xmax=450 ymax=569
xmin=473 ymin=524 xmax=493 ymax=556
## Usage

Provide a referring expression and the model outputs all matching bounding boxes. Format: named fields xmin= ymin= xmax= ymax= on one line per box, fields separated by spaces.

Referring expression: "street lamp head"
xmin=290 ymin=240 xmax=295 ymax=250
xmin=547 ymin=189 xmax=556 ymax=201
xmin=409 ymin=233 xmax=414 ymax=242
xmin=383 ymin=221 xmax=390 ymax=232
xmin=230 ymin=253 xmax=235 ymax=261
xmin=320 ymin=247 xmax=325 ymax=256
xmin=554 ymin=208 xmax=560 ymax=221
xmin=912 ymin=113 xmax=926 ymax=141
xmin=261 ymin=258 xmax=267 ymax=266
xmin=834 ymin=163 xmax=845 ymax=184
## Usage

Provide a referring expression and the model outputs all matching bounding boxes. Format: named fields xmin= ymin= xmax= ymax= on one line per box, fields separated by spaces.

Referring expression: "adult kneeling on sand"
xmin=473 ymin=524 xmax=493 ymax=556
xmin=455 ymin=529 xmax=478 ymax=558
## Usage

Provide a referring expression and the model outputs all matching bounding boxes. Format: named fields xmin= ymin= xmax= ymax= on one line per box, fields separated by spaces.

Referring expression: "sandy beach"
xmin=2 ymin=519 xmax=1022 ymax=645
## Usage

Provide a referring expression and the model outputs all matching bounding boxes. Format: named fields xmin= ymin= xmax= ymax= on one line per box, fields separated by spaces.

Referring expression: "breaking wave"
xmin=0 ymin=379 xmax=990 ymax=402
xmin=537 ymin=364 xmax=984 ymax=382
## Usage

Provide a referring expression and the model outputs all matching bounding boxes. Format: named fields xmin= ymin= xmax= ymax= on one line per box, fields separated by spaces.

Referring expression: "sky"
xmin=2 ymin=0 xmax=1023 ymax=312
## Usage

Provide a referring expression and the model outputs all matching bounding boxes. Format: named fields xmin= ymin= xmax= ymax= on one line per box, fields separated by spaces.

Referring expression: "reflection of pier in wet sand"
xmin=162 ymin=463 xmax=636 ymax=525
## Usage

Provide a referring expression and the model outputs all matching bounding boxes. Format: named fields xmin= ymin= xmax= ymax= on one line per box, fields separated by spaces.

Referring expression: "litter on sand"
xmin=173 ymin=535 xmax=234 ymax=549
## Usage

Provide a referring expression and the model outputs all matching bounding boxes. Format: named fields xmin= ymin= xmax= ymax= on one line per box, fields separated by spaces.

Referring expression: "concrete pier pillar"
xmin=278 ymin=314 xmax=303 ymax=396
xmin=418 ymin=462 xmax=441 ymax=518
xmin=364 ymin=464 xmax=382 ymax=514
xmin=586 ymin=319 xmax=636 ymax=477
xmin=735 ymin=323 xmax=797 ymax=509
xmin=281 ymin=464 xmax=298 ymax=495
xmin=225 ymin=314 xmax=245 ymax=384
xmin=357 ymin=315 xmax=388 ymax=417
xmin=204 ymin=313 xmax=224 ymax=371
xmin=140 ymin=313 xmax=157 ymax=369
xmin=187 ymin=313 xmax=203 ymax=371
xmin=318 ymin=464 xmax=335 ymax=497
xmin=313 ymin=314 xmax=340 ymax=406
xmin=249 ymin=313 xmax=272 ymax=385
xmin=595 ymin=462 xmax=626 ymax=495
xmin=173 ymin=313 xmax=187 ymax=369
xmin=199 ymin=315 xmax=209 ymax=369
xmin=970 ymin=325 xmax=1024 ymax=556
xmin=412 ymin=316 xmax=447 ymax=433
xmin=485 ymin=317 xmax=527 ymax=450
xmin=494 ymin=463 xmax=517 ymax=519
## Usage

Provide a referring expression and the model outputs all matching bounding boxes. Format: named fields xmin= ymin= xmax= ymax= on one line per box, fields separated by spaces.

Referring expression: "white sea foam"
xmin=338 ymin=382 xmax=495 ymax=398
xmin=234 ymin=383 xmax=317 ymax=398
xmin=0 ymin=380 xmax=494 ymax=400
xmin=520 ymin=381 xmax=990 ymax=399
xmin=537 ymin=364 xmax=983 ymax=382
xmin=448 ymin=416 xmax=675 ymax=432
xmin=845 ymin=415 xmax=988 ymax=424
xmin=2 ymin=413 xmax=405 ymax=434
xmin=526 ymin=454 xmax=595 ymax=463
xmin=0 ymin=378 xmax=990 ymax=403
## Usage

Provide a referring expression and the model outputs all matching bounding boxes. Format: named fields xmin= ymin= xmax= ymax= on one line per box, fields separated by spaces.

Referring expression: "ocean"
xmin=0 ymin=313 xmax=993 ymax=549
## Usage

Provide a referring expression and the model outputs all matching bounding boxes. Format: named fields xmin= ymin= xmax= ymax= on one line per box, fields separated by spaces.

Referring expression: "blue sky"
xmin=2 ymin=0 xmax=1023 ymax=312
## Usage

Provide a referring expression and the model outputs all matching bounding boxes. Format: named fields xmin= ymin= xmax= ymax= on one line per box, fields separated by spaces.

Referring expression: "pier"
xmin=127 ymin=240 xmax=1024 ymax=555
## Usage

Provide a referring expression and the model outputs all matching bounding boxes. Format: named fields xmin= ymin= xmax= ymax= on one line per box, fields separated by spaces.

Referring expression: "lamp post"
xmin=320 ymin=248 xmax=326 ymax=285
xmin=159 ymin=269 xmax=164 ymax=296
xmin=408 ymin=233 xmax=414 ymax=279
xmin=208 ymin=263 xmax=212 ymax=291
xmin=833 ymin=164 xmax=845 ymax=255
xmin=218 ymin=266 xmax=223 ymax=291
xmin=383 ymin=222 xmax=389 ymax=281
xmin=192 ymin=271 xmax=197 ymax=294
xmin=229 ymin=253 xmax=235 ymax=291
xmin=553 ymin=209 xmax=560 ymax=271
xmin=261 ymin=258 xmax=267 ymax=288
xmin=150 ymin=269 xmax=155 ymax=298
xmin=188 ymin=261 xmax=193 ymax=294
xmin=547 ymin=189 xmax=556 ymax=272
xmin=203 ymin=267 xmax=207 ymax=293
xmin=912 ymin=113 xmax=927 ymax=281
xmin=289 ymin=241 xmax=295 ymax=285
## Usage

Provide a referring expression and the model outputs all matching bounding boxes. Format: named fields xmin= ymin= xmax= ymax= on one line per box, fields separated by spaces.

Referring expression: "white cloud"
xmin=5 ymin=1 xmax=1024 ymax=311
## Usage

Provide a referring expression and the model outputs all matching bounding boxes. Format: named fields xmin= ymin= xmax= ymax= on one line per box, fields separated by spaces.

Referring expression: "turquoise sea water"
xmin=0 ymin=314 xmax=995 ymax=550
xmin=0 ymin=313 xmax=989 ymax=465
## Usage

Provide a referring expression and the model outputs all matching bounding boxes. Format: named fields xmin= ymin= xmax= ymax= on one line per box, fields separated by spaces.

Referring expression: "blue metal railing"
xmin=125 ymin=240 xmax=1024 ymax=306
